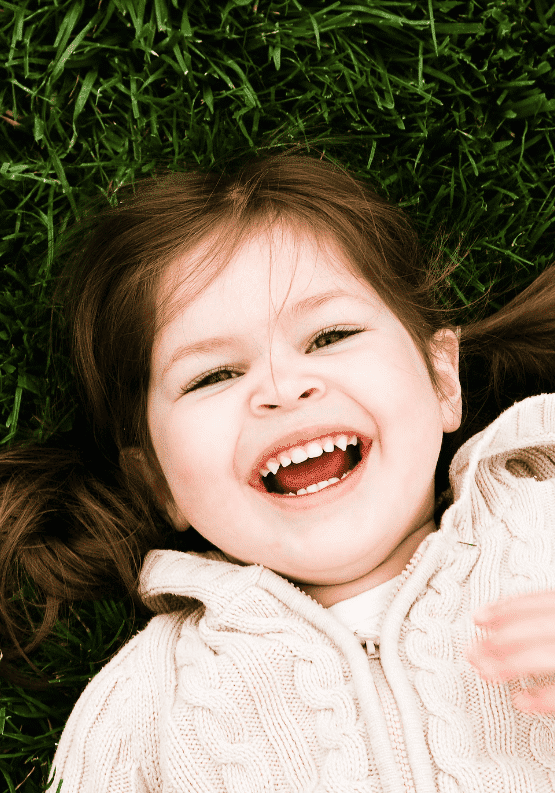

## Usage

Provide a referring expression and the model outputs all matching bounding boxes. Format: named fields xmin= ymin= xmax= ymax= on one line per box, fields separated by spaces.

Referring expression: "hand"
xmin=465 ymin=590 xmax=555 ymax=713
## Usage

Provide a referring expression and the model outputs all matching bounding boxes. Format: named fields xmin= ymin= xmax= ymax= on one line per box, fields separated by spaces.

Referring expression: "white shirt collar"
xmin=327 ymin=575 xmax=401 ymax=653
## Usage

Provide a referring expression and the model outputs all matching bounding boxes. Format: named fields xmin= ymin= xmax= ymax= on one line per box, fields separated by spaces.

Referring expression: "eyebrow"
xmin=162 ymin=288 xmax=359 ymax=377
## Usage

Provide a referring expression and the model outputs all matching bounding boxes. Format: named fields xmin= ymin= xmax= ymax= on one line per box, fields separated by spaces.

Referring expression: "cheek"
xmin=371 ymin=345 xmax=444 ymax=459
xmin=147 ymin=400 xmax=198 ymax=494
xmin=361 ymin=339 xmax=432 ymax=412
xmin=156 ymin=401 xmax=237 ymax=502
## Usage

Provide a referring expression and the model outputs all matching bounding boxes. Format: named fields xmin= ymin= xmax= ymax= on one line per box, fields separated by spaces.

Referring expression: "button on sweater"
xmin=51 ymin=394 xmax=555 ymax=792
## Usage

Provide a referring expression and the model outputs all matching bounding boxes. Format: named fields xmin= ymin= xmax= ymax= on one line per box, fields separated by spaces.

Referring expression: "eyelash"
xmin=181 ymin=325 xmax=365 ymax=394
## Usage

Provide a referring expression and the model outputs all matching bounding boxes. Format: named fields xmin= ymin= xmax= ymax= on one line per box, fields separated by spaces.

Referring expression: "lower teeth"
xmin=285 ymin=471 xmax=350 ymax=497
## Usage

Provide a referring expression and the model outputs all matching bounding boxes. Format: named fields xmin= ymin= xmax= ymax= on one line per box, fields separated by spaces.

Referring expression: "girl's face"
xmin=146 ymin=228 xmax=461 ymax=605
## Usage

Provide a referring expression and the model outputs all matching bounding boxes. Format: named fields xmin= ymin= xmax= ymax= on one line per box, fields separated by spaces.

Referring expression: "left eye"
xmin=182 ymin=325 xmax=363 ymax=393
xmin=309 ymin=326 xmax=362 ymax=350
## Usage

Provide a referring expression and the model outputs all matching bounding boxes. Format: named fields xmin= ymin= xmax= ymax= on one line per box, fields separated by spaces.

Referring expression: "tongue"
xmin=274 ymin=447 xmax=355 ymax=493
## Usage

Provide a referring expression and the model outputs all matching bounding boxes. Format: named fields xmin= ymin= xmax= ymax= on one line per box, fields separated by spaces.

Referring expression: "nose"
xmin=258 ymin=386 xmax=320 ymax=410
xmin=250 ymin=366 xmax=325 ymax=413
xmin=249 ymin=334 xmax=327 ymax=413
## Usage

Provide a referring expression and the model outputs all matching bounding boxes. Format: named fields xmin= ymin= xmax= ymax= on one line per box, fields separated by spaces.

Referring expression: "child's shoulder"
xmin=79 ymin=606 xmax=199 ymax=698
xmin=51 ymin=608 xmax=200 ymax=791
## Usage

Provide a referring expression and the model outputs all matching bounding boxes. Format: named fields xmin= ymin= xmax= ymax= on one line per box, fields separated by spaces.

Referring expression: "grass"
xmin=1 ymin=0 xmax=555 ymax=788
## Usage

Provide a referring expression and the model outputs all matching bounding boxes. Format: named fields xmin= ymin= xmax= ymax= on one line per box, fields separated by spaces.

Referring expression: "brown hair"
xmin=1 ymin=150 xmax=555 ymax=686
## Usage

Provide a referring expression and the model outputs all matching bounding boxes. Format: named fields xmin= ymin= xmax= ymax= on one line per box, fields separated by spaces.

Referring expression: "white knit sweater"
xmin=51 ymin=394 xmax=555 ymax=792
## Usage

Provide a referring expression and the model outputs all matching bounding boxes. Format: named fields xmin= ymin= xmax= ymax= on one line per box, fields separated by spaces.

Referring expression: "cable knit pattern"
xmin=51 ymin=394 xmax=555 ymax=793
xmin=392 ymin=410 xmax=555 ymax=792
xmin=173 ymin=584 xmax=376 ymax=792
xmin=174 ymin=629 xmax=275 ymax=792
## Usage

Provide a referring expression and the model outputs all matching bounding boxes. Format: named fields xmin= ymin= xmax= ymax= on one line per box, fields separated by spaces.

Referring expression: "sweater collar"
xmin=138 ymin=548 xmax=266 ymax=615
xmin=449 ymin=392 xmax=555 ymax=503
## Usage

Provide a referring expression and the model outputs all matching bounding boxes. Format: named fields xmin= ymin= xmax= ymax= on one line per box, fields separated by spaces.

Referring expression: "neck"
xmin=299 ymin=520 xmax=436 ymax=608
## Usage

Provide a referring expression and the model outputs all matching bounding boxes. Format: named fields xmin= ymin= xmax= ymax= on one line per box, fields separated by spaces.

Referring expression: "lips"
xmin=248 ymin=426 xmax=373 ymax=492
xmin=252 ymin=437 xmax=373 ymax=508
xmin=264 ymin=442 xmax=361 ymax=494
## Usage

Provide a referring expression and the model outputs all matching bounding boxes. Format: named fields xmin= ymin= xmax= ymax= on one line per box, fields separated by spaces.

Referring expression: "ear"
xmin=430 ymin=328 xmax=462 ymax=434
xmin=119 ymin=447 xmax=191 ymax=531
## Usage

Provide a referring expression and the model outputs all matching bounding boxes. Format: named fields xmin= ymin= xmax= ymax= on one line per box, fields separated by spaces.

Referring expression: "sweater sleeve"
xmin=48 ymin=612 xmax=185 ymax=793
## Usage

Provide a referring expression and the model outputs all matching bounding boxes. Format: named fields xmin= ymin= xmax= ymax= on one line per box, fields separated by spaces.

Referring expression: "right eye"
xmin=181 ymin=366 xmax=242 ymax=394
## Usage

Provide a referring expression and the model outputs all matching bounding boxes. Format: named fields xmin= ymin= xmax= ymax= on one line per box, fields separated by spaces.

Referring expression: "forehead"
xmin=155 ymin=224 xmax=370 ymax=333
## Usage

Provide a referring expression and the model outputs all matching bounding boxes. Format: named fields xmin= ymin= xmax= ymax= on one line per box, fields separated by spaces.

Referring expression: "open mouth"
xmin=261 ymin=438 xmax=364 ymax=497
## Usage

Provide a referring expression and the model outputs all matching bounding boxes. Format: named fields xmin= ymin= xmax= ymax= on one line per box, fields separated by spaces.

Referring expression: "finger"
xmin=473 ymin=590 xmax=555 ymax=626
xmin=473 ymin=614 xmax=555 ymax=649
xmin=513 ymin=684 xmax=555 ymax=714
xmin=466 ymin=641 xmax=555 ymax=681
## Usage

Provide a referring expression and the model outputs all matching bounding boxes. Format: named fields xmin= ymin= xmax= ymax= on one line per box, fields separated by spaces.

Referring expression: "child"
xmin=2 ymin=151 xmax=555 ymax=792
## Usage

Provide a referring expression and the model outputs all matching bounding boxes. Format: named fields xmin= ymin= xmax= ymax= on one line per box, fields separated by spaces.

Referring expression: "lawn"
xmin=1 ymin=0 xmax=555 ymax=789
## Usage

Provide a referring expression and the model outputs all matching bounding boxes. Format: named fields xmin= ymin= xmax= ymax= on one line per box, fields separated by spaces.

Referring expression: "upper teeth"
xmin=260 ymin=434 xmax=358 ymax=478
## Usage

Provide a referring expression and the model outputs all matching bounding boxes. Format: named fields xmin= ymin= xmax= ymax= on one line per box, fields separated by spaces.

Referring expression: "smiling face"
xmin=145 ymin=225 xmax=461 ymax=605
